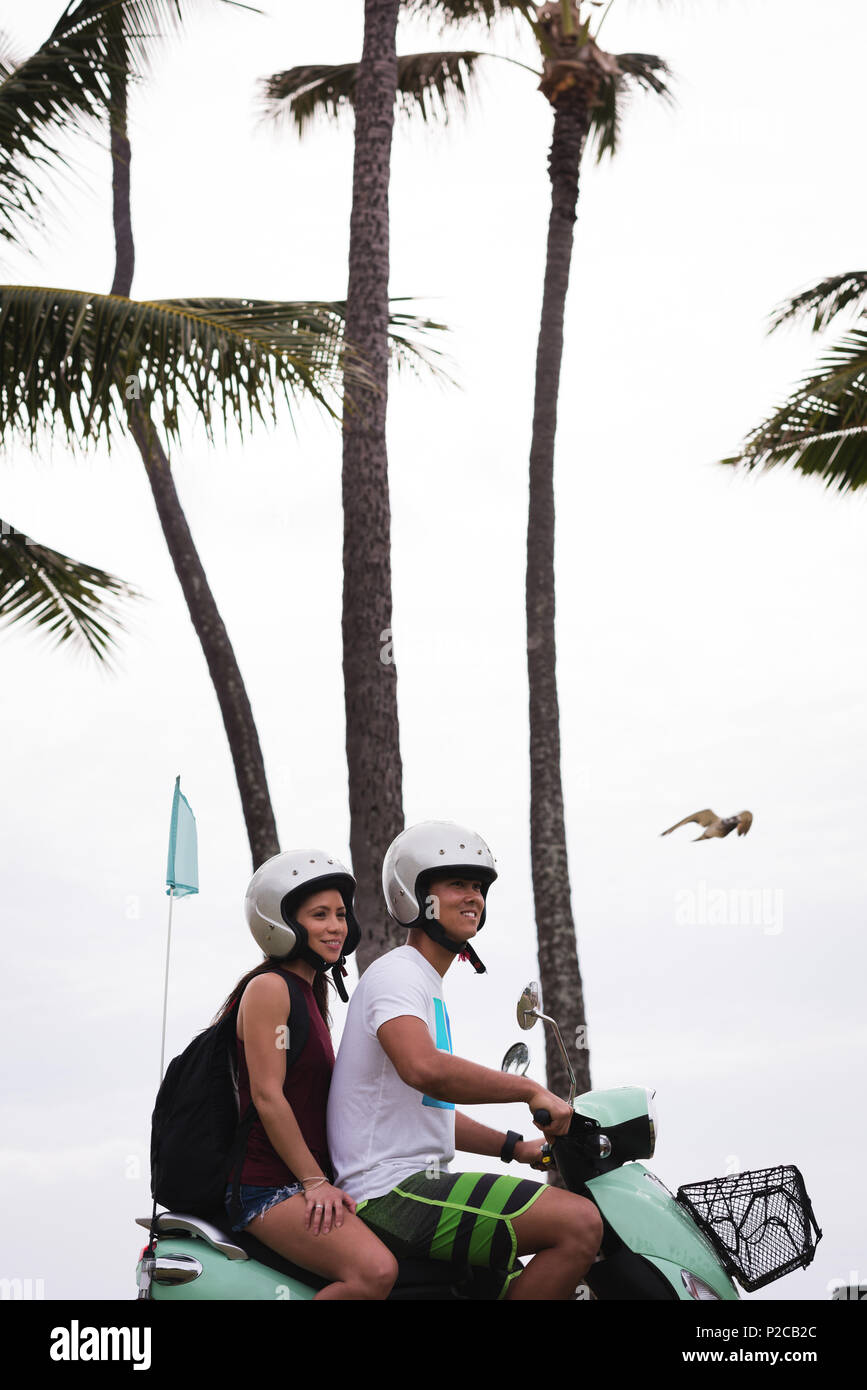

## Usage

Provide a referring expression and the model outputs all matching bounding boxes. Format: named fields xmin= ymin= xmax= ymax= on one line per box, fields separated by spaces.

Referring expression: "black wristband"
xmin=500 ymin=1130 xmax=523 ymax=1164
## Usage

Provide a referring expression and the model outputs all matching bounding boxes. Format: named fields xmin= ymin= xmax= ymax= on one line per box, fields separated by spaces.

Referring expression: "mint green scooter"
xmin=135 ymin=982 xmax=821 ymax=1301
xmin=502 ymin=982 xmax=821 ymax=1301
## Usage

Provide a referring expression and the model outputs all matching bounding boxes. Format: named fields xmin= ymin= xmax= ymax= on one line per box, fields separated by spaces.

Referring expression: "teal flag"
xmin=166 ymin=775 xmax=198 ymax=898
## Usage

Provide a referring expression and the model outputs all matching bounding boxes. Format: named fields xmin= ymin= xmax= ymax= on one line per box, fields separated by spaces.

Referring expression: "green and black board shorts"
xmin=357 ymin=1170 xmax=547 ymax=1299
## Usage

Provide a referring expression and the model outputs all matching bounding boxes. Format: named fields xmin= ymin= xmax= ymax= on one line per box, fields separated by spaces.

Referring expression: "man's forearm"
xmin=419 ymin=1051 xmax=537 ymax=1107
xmin=455 ymin=1110 xmax=511 ymax=1157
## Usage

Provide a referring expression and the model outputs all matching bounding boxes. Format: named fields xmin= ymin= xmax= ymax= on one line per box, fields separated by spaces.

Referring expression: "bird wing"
xmin=661 ymin=809 xmax=718 ymax=836
xmin=736 ymin=811 xmax=753 ymax=836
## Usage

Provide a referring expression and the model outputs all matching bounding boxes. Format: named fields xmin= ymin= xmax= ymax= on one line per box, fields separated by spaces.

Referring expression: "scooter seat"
xmin=229 ymin=1236 xmax=498 ymax=1299
xmin=141 ymin=1210 xmax=512 ymax=1299
xmin=388 ymin=1260 xmax=513 ymax=1301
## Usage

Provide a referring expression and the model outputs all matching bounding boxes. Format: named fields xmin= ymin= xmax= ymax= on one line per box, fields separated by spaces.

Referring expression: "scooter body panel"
xmin=587 ymin=1163 xmax=739 ymax=1300
xmin=137 ymin=1238 xmax=315 ymax=1301
xmin=574 ymin=1085 xmax=653 ymax=1130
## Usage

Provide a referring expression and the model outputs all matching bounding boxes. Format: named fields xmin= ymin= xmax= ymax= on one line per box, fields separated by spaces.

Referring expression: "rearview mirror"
xmin=501 ymin=1042 xmax=530 ymax=1075
xmin=517 ymin=982 xmax=541 ymax=1031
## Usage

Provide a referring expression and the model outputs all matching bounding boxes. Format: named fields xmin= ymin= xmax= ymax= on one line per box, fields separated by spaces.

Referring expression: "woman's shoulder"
xmin=239 ymin=969 xmax=295 ymax=1012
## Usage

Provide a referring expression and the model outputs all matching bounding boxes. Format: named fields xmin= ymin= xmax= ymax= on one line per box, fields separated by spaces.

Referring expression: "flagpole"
xmin=159 ymin=885 xmax=175 ymax=1084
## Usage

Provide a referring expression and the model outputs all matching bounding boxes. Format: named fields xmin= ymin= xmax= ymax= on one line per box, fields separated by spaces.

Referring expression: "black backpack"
xmin=150 ymin=965 xmax=310 ymax=1228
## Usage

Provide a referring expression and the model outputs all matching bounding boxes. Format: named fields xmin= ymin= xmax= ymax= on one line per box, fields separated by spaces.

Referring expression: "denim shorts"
xmin=224 ymin=1181 xmax=304 ymax=1233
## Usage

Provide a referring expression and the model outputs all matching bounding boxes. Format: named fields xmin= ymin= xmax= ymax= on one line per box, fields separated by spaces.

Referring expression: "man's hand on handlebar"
xmin=527 ymin=1088 xmax=573 ymax=1137
xmin=514 ymin=1138 xmax=547 ymax=1169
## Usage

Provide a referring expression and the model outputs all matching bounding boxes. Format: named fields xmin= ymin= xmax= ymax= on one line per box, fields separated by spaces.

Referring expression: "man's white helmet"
xmin=245 ymin=849 xmax=360 ymax=961
xmin=382 ymin=821 xmax=497 ymax=929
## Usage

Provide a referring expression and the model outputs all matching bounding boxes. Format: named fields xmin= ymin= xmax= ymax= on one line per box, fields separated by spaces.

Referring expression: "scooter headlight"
xmin=645 ymin=1087 xmax=658 ymax=1158
xmin=681 ymin=1270 xmax=722 ymax=1301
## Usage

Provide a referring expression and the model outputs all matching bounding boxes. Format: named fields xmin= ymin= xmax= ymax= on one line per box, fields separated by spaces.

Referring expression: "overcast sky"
xmin=1 ymin=0 xmax=864 ymax=1302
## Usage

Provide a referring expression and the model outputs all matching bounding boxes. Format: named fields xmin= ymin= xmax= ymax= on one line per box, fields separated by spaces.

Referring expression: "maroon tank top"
xmin=229 ymin=972 xmax=335 ymax=1186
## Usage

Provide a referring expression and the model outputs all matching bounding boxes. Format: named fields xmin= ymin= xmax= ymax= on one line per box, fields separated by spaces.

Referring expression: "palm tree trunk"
xmin=108 ymin=62 xmax=279 ymax=869
xmin=125 ymin=407 xmax=280 ymax=868
xmin=527 ymin=97 xmax=591 ymax=1101
xmin=343 ymin=0 xmax=405 ymax=971
xmin=108 ymin=64 xmax=134 ymax=298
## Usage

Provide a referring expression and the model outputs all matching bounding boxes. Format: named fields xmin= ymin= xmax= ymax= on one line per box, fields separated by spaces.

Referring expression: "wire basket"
xmin=676 ymin=1165 xmax=822 ymax=1292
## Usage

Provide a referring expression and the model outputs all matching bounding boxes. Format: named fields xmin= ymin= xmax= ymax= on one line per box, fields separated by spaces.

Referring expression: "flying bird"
xmin=661 ymin=809 xmax=753 ymax=841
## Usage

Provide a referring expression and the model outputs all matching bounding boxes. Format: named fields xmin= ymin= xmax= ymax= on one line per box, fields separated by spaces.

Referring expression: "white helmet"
xmin=245 ymin=850 xmax=360 ymax=987
xmin=382 ymin=822 xmax=497 ymax=973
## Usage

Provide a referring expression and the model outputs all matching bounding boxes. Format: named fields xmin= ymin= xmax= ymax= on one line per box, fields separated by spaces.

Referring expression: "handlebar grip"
xmin=533 ymin=1108 xmax=552 ymax=1127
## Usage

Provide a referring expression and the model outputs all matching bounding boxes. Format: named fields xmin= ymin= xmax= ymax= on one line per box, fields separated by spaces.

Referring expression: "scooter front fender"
xmin=586 ymin=1163 xmax=739 ymax=1301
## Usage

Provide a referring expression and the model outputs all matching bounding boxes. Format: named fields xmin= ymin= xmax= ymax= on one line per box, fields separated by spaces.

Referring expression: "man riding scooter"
xmin=326 ymin=821 xmax=603 ymax=1299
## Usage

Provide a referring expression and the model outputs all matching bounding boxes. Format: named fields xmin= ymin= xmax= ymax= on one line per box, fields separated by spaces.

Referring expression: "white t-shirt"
xmin=327 ymin=945 xmax=456 ymax=1202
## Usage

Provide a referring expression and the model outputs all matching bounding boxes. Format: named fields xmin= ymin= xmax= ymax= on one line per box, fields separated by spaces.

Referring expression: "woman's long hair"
xmin=212 ymin=958 xmax=332 ymax=1029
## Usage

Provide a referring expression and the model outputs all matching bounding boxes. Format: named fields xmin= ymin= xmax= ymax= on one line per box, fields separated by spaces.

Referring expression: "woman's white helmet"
xmin=382 ymin=821 xmax=497 ymax=930
xmin=245 ymin=849 xmax=360 ymax=962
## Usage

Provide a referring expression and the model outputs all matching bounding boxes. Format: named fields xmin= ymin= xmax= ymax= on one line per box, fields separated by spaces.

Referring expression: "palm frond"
xmin=0 ymin=514 xmax=141 ymax=663
xmin=0 ymin=1 xmax=256 ymax=254
xmin=769 ymin=272 xmax=867 ymax=335
xmin=0 ymin=1 xmax=187 ymax=251
xmin=400 ymin=0 xmax=537 ymax=29
xmin=589 ymin=51 xmax=673 ymax=161
xmin=0 ymin=288 xmax=348 ymax=450
xmin=261 ymin=52 xmax=485 ymax=134
xmin=378 ymin=302 xmax=455 ymax=385
xmin=722 ymin=327 xmax=867 ymax=493
xmin=0 ymin=288 xmax=450 ymax=451
xmin=0 ymin=30 xmax=24 ymax=72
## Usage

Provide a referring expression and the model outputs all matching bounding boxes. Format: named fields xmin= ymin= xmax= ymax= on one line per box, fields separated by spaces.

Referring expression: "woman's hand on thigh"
xmin=303 ymin=1180 xmax=357 ymax=1235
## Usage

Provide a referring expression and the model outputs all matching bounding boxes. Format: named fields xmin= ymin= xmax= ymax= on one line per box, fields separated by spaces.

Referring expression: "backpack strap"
xmin=226 ymin=965 xmax=312 ymax=1228
xmin=275 ymin=967 xmax=311 ymax=1070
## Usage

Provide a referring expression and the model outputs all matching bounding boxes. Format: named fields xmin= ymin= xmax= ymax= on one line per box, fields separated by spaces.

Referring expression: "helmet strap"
xmin=296 ymin=942 xmax=333 ymax=976
xmin=281 ymin=905 xmax=351 ymax=986
xmin=270 ymin=940 xmax=349 ymax=996
xmin=331 ymin=959 xmax=349 ymax=1003
xmin=458 ymin=942 xmax=486 ymax=975
xmin=418 ymin=918 xmax=486 ymax=974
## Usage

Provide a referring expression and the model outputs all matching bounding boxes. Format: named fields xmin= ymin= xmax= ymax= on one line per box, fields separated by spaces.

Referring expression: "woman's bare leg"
xmin=250 ymin=1193 xmax=398 ymax=1301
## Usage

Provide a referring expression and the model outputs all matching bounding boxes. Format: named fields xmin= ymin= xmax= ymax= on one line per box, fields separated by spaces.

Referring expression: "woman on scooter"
xmin=213 ymin=849 xmax=398 ymax=1301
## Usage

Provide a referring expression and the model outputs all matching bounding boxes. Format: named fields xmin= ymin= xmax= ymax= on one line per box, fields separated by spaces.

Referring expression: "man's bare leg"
xmin=506 ymin=1186 xmax=603 ymax=1300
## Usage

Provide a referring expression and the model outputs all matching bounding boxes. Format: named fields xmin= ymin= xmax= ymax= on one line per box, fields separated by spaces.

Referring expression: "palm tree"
xmin=523 ymin=4 xmax=670 ymax=1100
xmin=262 ymin=0 xmax=406 ymax=969
xmin=723 ymin=271 xmax=867 ymax=492
xmin=0 ymin=0 xmax=156 ymax=667
xmin=102 ymin=0 xmax=282 ymax=869
xmin=0 ymin=285 xmax=436 ymax=860
xmin=334 ymin=2 xmax=406 ymax=971
xmin=262 ymin=0 xmax=671 ymax=1095
xmin=0 ymin=1 xmax=443 ymax=869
